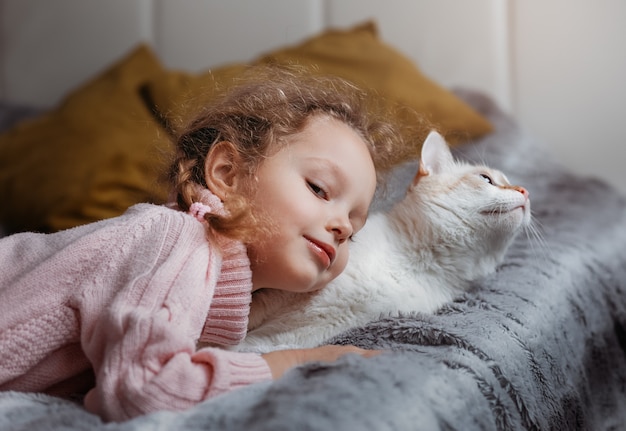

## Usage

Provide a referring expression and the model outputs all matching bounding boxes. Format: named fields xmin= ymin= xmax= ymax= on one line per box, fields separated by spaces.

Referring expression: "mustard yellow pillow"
xmin=0 ymin=45 xmax=173 ymax=233
xmin=148 ymin=21 xmax=492 ymax=164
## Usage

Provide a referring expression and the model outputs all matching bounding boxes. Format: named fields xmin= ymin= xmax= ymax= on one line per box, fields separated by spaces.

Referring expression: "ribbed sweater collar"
xmin=199 ymin=236 xmax=253 ymax=345
xmin=185 ymin=185 xmax=253 ymax=345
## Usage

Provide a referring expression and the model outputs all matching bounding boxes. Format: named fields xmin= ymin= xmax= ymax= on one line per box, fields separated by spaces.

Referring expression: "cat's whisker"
xmin=455 ymin=142 xmax=489 ymax=168
xmin=475 ymin=151 xmax=489 ymax=169
xmin=475 ymin=202 xmax=509 ymax=215
xmin=523 ymin=216 xmax=552 ymax=260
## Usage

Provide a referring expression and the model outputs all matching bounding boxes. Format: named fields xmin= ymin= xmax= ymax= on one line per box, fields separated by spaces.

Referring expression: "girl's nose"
xmin=329 ymin=217 xmax=353 ymax=244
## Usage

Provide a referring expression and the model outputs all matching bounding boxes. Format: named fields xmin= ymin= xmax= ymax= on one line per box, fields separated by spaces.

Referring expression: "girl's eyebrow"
xmin=306 ymin=157 xmax=346 ymax=183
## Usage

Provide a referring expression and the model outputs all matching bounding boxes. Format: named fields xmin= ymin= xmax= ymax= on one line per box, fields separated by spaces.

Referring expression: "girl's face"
xmin=246 ymin=115 xmax=377 ymax=293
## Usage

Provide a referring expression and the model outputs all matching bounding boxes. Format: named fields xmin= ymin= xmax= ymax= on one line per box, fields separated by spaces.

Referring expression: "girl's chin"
xmin=252 ymin=253 xmax=337 ymax=292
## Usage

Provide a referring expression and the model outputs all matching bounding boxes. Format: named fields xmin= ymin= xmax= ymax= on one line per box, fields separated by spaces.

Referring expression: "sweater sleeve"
xmin=81 ymin=206 xmax=272 ymax=421
xmin=84 ymin=314 xmax=272 ymax=421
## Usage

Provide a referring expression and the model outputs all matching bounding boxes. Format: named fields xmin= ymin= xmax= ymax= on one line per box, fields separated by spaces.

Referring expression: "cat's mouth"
xmin=481 ymin=204 xmax=526 ymax=215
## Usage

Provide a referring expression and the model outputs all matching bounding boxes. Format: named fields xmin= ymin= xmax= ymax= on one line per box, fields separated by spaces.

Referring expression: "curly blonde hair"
xmin=169 ymin=65 xmax=407 ymax=242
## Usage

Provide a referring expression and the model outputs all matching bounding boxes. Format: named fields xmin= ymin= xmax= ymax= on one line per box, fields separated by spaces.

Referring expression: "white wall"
xmin=0 ymin=0 xmax=624 ymax=193
xmin=0 ymin=0 xmax=325 ymax=107
xmin=0 ymin=0 xmax=149 ymax=107
xmin=512 ymin=0 xmax=626 ymax=192
xmin=153 ymin=0 xmax=325 ymax=72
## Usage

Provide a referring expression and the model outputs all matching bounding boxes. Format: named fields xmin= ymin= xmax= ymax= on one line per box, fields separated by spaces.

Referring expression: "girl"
xmin=0 ymin=66 xmax=403 ymax=421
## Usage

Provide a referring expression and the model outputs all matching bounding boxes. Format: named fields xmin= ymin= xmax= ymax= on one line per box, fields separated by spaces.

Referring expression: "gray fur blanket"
xmin=2 ymin=90 xmax=626 ymax=431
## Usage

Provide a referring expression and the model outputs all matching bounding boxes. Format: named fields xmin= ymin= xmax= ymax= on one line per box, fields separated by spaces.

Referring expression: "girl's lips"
xmin=305 ymin=236 xmax=336 ymax=269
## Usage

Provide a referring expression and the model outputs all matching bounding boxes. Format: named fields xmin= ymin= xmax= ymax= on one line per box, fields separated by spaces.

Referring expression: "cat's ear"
xmin=412 ymin=160 xmax=430 ymax=187
xmin=420 ymin=131 xmax=454 ymax=175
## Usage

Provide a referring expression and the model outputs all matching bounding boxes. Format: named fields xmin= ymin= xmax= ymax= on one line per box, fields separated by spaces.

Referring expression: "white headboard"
xmin=0 ymin=0 xmax=510 ymax=111
xmin=1 ymin=0 xmax=624 ymax=193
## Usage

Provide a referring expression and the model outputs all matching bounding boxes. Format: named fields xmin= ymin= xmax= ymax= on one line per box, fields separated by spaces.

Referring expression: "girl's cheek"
xmin=333 ymin=247 xmax=350 ymax=274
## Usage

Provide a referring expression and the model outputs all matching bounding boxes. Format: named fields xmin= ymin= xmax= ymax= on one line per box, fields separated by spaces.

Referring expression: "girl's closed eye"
xmin=307 ymin=181 xmax=328 ymax=200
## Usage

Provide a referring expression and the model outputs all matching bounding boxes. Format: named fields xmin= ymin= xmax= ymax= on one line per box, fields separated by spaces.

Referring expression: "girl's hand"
xmin=261 ymin=344 xmax=381 ymax=379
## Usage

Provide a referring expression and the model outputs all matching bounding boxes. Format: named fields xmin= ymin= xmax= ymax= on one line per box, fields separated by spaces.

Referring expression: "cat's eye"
xmin=479 ymin=174 xmax=494 ymax=185
xmin=307 ymin=181 xmax=328 ymax=199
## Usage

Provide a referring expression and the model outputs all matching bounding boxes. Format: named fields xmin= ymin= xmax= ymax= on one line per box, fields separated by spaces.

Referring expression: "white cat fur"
xmin=234 ymin=131 xmax=531 ymax=353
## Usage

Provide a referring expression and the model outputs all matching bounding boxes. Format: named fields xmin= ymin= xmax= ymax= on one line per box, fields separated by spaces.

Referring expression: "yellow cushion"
xmin=150 ymin=21 xmax=492 ymax=157
xmin=0 ymin=45 xmax=173 ymax=233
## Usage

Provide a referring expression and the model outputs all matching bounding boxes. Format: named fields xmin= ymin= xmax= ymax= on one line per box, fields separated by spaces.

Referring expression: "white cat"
xmin=235 ymin=131 xmax=531 ymax=353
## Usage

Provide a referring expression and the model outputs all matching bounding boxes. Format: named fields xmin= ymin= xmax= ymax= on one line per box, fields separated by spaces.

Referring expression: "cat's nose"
xmin=515 ymin=186 xmax=529 ymax=198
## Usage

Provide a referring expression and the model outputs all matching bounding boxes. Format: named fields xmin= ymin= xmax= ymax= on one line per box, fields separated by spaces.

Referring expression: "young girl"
xmin=0 ymin=66 xmax=403 ymax=421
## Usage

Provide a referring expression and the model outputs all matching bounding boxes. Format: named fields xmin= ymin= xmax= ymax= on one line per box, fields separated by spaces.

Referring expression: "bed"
xmin=2 ymin=9 xmax=626 ymax=431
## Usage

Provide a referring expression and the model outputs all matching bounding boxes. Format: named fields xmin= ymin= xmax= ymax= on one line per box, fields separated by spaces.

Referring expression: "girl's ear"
xmin=204 ymin=141 xmax=241 ymax=200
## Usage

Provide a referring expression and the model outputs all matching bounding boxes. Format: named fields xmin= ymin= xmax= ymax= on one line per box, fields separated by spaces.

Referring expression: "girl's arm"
xmin=80 ymin=207 xmax=272 ymax=421
xmin=262 ymin=345 xmax=381 ymax=379
xmin=84 ymin=303 xmax=272 ymax=420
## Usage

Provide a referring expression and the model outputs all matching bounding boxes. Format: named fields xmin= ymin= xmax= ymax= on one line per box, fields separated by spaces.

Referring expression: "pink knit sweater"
xmin=0 ymin=203 xmax=272 ymax=421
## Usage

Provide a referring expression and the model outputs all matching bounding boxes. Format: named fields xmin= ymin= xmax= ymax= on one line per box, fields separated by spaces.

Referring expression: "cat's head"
xmin=392 ymin=131 xmax=531 ymax=274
